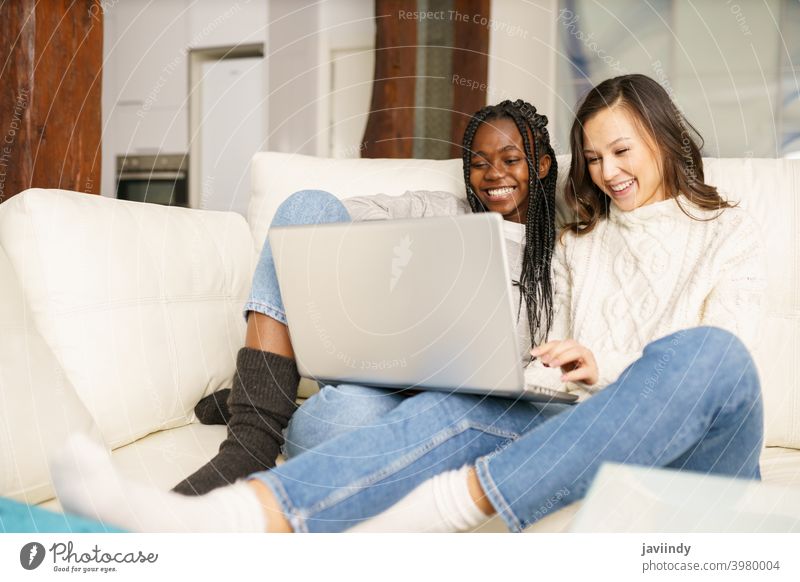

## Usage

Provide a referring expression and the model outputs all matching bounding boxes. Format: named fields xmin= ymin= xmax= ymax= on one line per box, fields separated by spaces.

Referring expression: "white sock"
xmin=349 ymin=465 xmax=490 ymax=532
xmin=50 ymin=433 xmax=266 ymax=533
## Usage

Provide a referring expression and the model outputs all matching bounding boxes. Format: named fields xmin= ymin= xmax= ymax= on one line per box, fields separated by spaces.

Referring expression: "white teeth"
xmin=611 ymin=179 xmax=634 ymax=192
xmin=487 ymin=187 xmax=514 ymax=197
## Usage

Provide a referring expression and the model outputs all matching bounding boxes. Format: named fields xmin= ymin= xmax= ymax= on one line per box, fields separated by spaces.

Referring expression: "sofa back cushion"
xmin=699 ymin=158 xmax=799 ymax=449
xmin=249 ymin=152 xmax=800 ymax=449
xmin=0 ymin=190 xmax=255 ymax=449
xmin=248 ymin=152 xmax=466 ymax=251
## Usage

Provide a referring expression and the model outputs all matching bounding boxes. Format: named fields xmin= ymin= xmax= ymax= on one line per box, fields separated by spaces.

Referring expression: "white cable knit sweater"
xmin=526 ymin=197 xmax=767 ymax=399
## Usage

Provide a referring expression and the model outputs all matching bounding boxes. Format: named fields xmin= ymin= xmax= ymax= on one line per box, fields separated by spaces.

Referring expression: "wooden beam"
xmin=0 ymin=0 xmax=102 ymax=203
xmin=361 ymin=0 xmax=417 ymax=159
xmin=449 ymin=0 xmax=490 ymax=158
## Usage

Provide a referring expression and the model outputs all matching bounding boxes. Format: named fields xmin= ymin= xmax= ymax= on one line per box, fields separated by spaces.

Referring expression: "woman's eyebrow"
xmin=583 ymin=136 xmax=630 ymax=154
xmin=472 ymin=144 xmax=520 ymax=157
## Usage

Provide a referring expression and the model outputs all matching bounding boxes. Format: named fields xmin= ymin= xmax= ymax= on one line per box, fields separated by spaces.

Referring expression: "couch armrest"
xmin=0 ymin=245 xmax=98 ymax=504
xmin=0 ymin=189 xmax=255 ymax=449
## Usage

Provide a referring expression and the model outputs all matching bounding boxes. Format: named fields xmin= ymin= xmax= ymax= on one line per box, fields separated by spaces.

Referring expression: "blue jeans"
xmin=244 ymin=189 xmax=351 ymax=326
xmin=244 ymin=189 xmax=410 ymax=459
xmin=252 ymin=326 xmax=763 ymax=532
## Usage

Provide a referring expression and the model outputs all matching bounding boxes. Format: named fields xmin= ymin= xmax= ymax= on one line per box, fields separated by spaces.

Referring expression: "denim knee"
xmin=649 ymin=326 xmax=760 ymax=402
xmin=389 ymin=390 xmax=515 ymax=426
xmin=274 ymin=189 xmax=350 ymax=226
xmin=283 ymin=384 xmax=405 ymax=458
xmin=245 ymin=189 xmax=351 ymax=323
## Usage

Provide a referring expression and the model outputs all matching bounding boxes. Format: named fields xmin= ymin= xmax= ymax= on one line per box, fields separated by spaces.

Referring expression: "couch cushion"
xmin=760 ymin=446 xmax=800 ymax=487
xmin=248 ymin=152 xmax=466 ymax=251
xmin=0 ymin=190 xmax=254 ymax=449
xmin=0 ymin=246 xmax=98 ymax=505
xmin=701 ymin=159 xmax=800 ymax=448
xmin=39 ymin=422 xmax=227 ymax=513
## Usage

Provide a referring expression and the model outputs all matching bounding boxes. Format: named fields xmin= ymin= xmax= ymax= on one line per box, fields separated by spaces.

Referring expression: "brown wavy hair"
xmin=564 ymin=74 xmax=733 ymax=236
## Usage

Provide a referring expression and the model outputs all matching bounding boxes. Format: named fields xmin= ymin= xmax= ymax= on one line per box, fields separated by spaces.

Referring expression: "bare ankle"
xmin=247 ymin=479 xmax=294 ymax=532
xmin=466 ymin=467 xmax=496 ymax=516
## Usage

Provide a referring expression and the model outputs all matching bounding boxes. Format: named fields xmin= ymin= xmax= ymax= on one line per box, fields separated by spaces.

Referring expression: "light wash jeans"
xmin=252 ymin=326 xmax=762 ymax=532
xmin=246 ymin=191 xmax=764 ymax=533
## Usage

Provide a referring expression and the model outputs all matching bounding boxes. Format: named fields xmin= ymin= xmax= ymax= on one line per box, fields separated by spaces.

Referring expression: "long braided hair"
xmin=461 ymin=99 xmax=558 ymax=346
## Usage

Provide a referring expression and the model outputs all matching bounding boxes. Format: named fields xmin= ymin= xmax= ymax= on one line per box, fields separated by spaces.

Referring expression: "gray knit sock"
xmin=194 ymin=389 xmax=232 ymax=425
xmin=173 ymin=348 xmax=299 ymax=496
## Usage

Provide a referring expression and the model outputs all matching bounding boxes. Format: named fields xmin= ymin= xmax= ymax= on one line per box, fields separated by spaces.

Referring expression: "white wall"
xmin=265 ymin=0 xmax=375 ymax=157
xmin=101 ymin=0 xmax=377 ymax=205
xmin=101 ymin=0 xmax=562 ymax=201
xmin=550 ymin=0 xmax=790 ymax=157
xmin=264 ymin=0 xmax=320 ymax=155
xmin=101 ymin=0 xmax=267 ymax=198
xmin=487 ymin=0 xmax=558 ymax=128
xmin=318 ymin=1 xmax=376 ymax=158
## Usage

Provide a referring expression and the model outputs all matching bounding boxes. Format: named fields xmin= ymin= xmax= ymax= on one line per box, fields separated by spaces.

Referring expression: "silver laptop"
xmin=269 ymin=213 xmax=577 ymax=404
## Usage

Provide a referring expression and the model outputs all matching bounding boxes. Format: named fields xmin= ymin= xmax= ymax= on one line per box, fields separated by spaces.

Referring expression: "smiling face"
xmin=469 ymin=118 xmax=550 ymax=224
xmin=582 ymin=105 xmax=666 ymax=212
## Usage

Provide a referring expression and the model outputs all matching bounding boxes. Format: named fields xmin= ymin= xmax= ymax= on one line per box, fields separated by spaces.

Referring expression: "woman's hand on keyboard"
xmin=531 ymin=340 xmax=599 ymax=386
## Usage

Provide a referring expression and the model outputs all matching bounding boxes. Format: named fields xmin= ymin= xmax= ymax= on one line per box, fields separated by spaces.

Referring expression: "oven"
xmin=116 ymin=154 xmax=188 ymax=207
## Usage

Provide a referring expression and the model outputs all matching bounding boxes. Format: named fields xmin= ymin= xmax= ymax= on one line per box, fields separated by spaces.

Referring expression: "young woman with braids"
xmin=52 ymin=77 xmax=765 ymax=533
xmin=169 ymin=98 xmax=558 ymax=496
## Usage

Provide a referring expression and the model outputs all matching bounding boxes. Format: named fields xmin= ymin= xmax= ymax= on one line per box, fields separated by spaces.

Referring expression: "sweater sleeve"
xmin=699 ymin=212 xmax=766 ymax=353
xmin=342 ymin=190 xmax=469 ymax=222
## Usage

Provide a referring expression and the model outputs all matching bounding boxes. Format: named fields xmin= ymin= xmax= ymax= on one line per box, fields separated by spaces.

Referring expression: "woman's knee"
xmin=307 ymin=384 xmax=406 ymax=423
xmin=653 ymin=327 xmax=747 ymax=358
xmin=390 ymin=390 xmax=493 ymax=423
xmin=647 ymin=327 xmax=760 ymax=401
xmin=273 ymin=189 xmax=350 ymax=227
xmin=284 ymin=384 xmax=405 ymax=456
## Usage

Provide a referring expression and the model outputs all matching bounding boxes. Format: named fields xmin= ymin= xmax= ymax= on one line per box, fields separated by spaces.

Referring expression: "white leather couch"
xmin=1 ymin=152 xmax=799 ymax=532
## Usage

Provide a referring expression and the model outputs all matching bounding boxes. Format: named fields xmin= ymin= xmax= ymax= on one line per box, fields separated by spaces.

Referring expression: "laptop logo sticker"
xmin=390 ymin=235 xmax=413 ymax=292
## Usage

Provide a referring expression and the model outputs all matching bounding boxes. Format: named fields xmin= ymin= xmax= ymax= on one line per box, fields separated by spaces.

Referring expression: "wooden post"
xmin=361 ymin=0 xmax=418 ymax=159
xmin=0 ymin=0 xmax=103 ymax=203
xmin=449 ymin=0 xmax=490 ymax=158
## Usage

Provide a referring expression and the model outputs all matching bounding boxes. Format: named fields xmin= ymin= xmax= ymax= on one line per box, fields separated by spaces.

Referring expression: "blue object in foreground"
xmin=0 ymin=497 xmax=125 ymax=533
